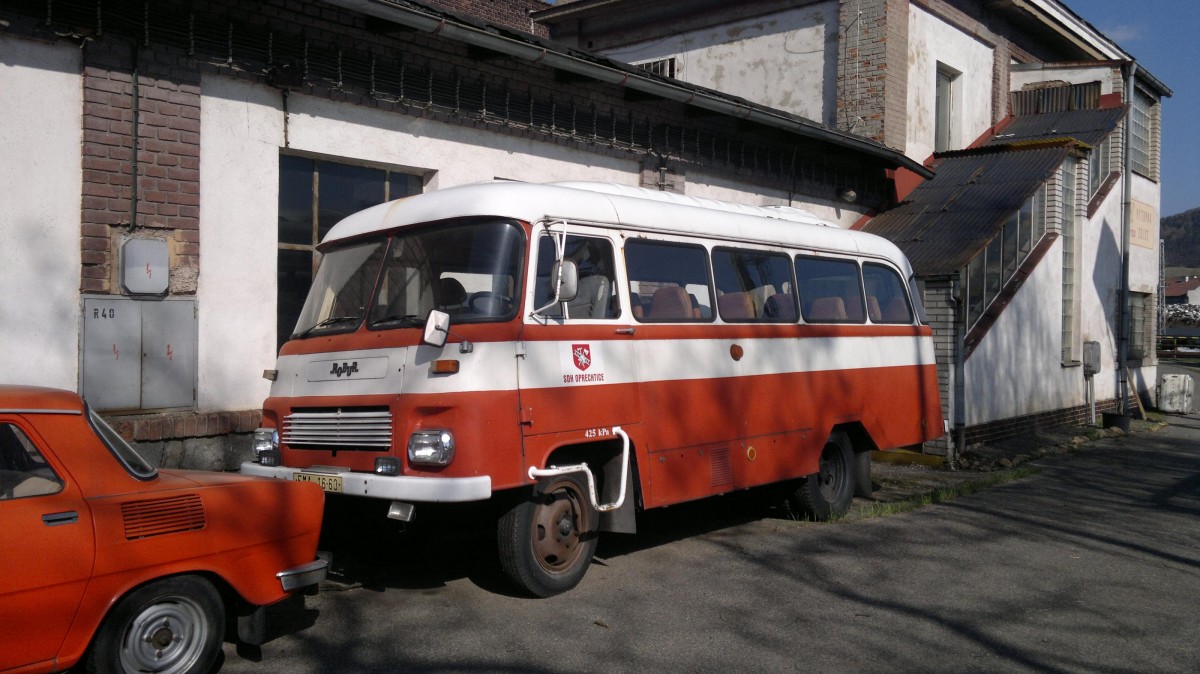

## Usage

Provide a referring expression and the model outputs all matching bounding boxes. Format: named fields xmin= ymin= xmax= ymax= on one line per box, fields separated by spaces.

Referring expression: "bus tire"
xmin=497 ymin=473 xmax=598 ymax=597
xmin=792 ymin=433 xmax=855 ymax=520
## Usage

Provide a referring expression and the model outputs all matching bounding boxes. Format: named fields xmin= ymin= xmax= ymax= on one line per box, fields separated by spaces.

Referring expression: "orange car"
xmin=0 ymin=386 xmax=327 ymax=674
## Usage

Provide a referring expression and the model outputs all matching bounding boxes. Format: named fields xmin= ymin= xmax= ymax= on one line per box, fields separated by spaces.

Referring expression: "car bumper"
xmin=239 ymin=462 xmax=492 ymax=502
xmin=277 ymin=558 xmax=329 ymax=592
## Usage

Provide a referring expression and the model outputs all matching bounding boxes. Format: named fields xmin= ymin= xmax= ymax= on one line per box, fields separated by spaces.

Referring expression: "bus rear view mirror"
xmin=553 ymin=260 xmax=579 ymax=302
xmin=423 ymin=310 xmax=450 ymax=347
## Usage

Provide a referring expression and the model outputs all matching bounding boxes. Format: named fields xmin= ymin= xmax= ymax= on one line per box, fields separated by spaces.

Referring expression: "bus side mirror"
xmin=553 ymin=260 xmax=579 ymax=302
xmin=422 ymin=310 xmax=450 ymax=348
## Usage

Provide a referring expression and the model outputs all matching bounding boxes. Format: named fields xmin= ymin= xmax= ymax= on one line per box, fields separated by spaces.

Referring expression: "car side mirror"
xmin=422 ymin=310 xmax=449 ymax=348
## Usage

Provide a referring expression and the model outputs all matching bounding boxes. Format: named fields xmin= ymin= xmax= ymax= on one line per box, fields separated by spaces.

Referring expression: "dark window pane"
xmin=862 ymin=263 xmax=913 ymax=324
xmin=712 ymin=248 xmax=796 ymax=322
xmin=389 ymin=172 xmax=422 ymax=200
xmin=625 ymin=240 xmax=713 ymax=322
xmin=279 ymin=155 xmax=314 ymax=245
xmin=277 ymin=248 xmax=315 ymax=349
xmin=318 ymin=162 xmax=385 ymax=240
xmin=795 ymin=256 xmax=864 ymax=323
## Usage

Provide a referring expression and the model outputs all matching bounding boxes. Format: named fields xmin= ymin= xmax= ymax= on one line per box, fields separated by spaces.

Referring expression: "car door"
xmin=0 ymin=418 xmax=96 ymax=671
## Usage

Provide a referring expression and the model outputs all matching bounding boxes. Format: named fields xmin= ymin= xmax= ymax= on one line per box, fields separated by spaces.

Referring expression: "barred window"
xmin=1129 ymin=90 xmax=1156 ymax=179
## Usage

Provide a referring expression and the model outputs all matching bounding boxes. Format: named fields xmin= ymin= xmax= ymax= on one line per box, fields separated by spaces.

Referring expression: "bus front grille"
xmin=282 ymin=408 xmax=393 ymax=450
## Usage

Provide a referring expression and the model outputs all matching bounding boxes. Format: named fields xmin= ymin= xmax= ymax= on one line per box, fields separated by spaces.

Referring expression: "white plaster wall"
xmin=1011 ymin=64 xmax=1119 ymax=95
xmin=598 ymin=3 xmax=839 ymax=126
xmin=685 ymin=169 xmax=867 ymax=228
xmin=0 ymin=36 xmax=82 ymax=390
xmin=197 ymin=76 xmax=638 ymax=411
xmin=965 ymin=237 xmax=1088 ymax=425
xmin=905 ymin=5 xmax=995 ymax=162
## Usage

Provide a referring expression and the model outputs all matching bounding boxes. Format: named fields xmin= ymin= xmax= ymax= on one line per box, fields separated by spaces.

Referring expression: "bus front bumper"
xmin=239 ymin=462 xmax=492 ymax=502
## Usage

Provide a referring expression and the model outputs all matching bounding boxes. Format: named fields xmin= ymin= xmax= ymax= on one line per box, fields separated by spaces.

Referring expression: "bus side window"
xmin=625 ymin=240 xmax=714 ymax=323
xmin=795 ymin=256 xmax=866 ymax=323
xmin=712 ymin=247 xmax=797 ymax=323
xmin=534 ymin=234 xmax=619 ymax=320
xmin=863 ymin=263 xmax=914 ymax=324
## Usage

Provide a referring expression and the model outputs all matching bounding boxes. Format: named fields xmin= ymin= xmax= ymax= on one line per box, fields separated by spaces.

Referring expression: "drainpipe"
xmin=1117 ymin=61 xmax=1138 ymax=414
xmin=953 ymin=275 xmax=966 ymax=460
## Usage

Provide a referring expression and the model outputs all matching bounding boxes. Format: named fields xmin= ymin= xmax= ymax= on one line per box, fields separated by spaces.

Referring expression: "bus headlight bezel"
xmin=407 ymin=429 xmax=455 ymax=466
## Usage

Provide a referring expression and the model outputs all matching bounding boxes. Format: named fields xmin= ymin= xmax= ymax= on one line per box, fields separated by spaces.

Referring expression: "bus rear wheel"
xmin=792 ymin=433 xmax=855 ymax=520
xmin=497 ymin=473 xmax=598 ymax=597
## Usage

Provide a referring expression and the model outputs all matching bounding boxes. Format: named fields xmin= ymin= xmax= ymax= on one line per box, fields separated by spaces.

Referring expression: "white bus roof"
xmin=323 ymin=181 xmax=911 ymax=270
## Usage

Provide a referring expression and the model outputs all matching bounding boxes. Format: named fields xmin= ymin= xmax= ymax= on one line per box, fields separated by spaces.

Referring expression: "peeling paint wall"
xmin=905 ymin=4 xmax=995 ymax=162
xmin=0 ymin=36 xmax=82 ymax=390
xmin=598 ymin=3 xmax=839 ymax=126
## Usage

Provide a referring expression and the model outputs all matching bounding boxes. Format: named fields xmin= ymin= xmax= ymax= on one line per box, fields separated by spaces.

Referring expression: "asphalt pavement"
xmin=219 ymin=415 xmax=1200 ymax=673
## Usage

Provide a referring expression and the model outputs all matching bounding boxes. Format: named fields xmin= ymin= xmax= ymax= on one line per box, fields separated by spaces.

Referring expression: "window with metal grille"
xmin=1129 ymin=292 xmax=1153 ymax=361
xmin=1129 ymin=90 xmax=1156 ymax=180
xmin=1089 ymin=133 xmax=1112 ymax=198
xmin=277 ymin=155 xmax=423 ymax=349
xmin=635 ymin=58 xmax=677 ymax=79
xmin=1061 ymin=157 xmax=1081 ymax=364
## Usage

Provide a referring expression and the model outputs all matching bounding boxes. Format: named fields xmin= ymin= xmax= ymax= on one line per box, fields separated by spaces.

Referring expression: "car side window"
xmin=0 ymin=423 xmax=64 ymax=500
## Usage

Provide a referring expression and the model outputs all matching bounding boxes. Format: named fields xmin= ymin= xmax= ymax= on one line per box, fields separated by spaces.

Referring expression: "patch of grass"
xmin=846 ymin=465 xmax=1042 ymax=520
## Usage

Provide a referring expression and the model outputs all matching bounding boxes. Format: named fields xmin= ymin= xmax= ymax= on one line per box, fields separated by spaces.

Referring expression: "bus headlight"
xmin=408 ymin=429 xmax=455 ymax=466
xmin=253 ymin=428 xmax=278 ymax=459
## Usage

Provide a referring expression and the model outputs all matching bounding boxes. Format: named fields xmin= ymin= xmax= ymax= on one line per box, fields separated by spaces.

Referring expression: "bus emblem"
xmin=572 ymin=344 xmax=592 ymax=371
xmin=329 ymin=361 xmax=360 ymax=378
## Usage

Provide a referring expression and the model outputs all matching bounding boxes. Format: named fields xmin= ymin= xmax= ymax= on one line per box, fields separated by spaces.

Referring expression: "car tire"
xmin=497 ymin=473 xmax=598 ymax=597
xmin=86 ymin=575 xmax=224 ymax=674
xmin=792 ymin=432 xmax=855 ymax=520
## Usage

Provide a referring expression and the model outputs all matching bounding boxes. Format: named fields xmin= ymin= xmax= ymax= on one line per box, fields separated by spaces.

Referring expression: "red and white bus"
xmin=242 ymin=181 xmax=942 ymax=596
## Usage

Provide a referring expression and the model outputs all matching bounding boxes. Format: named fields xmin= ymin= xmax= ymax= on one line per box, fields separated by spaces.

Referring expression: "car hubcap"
xmin=121 ymin=598 xmax=208 ymax=673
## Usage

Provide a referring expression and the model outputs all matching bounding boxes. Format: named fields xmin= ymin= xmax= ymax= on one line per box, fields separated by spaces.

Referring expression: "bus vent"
xmin=283 ymin=408 xmax=393 ymax=450
xmin=710 ymin=446 xmax=733 ymax=487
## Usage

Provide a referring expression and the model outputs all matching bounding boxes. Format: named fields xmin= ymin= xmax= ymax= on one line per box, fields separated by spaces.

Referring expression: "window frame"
xmin=711 ymin=246 xmax=798 ymax=324
xmin=625 ymin=239 xmax=715 ymax=324
xmin=795 ymin=255 xmax=867 ymax=325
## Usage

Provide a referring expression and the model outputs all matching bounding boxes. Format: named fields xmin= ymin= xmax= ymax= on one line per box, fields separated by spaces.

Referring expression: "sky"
xmin=1068 ymin=1 xmax=1200 ymax=217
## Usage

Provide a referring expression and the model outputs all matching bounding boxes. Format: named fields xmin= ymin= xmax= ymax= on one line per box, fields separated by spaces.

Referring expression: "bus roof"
xmin=323 ymin=181 xmax=911 ymax=270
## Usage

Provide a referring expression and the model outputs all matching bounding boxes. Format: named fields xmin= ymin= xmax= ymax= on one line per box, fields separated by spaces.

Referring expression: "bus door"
xmin=622 ymin=237 xmax=729 ymax=508
xmin=517 ymin=228 xmax=640 ymax=503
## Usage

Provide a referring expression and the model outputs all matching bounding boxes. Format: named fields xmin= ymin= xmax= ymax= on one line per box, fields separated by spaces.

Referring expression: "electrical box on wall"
xmin=121 ymin=238 xmax=169 ymax=295
xmin=1083 ymin=341 xmax=1101 ymax=377
xmin=82 ymin=297 xmax=196 ymax=412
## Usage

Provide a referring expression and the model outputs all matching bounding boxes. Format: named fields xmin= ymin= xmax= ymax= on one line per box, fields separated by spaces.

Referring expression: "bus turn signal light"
xmin=431 ymin=359 xmax=460 ymax=374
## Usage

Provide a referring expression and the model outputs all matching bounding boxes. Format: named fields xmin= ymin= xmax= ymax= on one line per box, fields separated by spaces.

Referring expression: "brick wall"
xmin=921 ymin=276 xmax=958 ymax=454
xmin=421 ymin=0 xmax=551 ymax=37
xmin=837 ymin=0 xmax=909 ymax=151
xmin=81 ymin=40 xmax=201 ymax=295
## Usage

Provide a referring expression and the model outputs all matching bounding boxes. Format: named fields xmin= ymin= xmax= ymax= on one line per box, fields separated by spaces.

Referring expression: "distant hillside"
xmin=1162 ymin=207 xmax=1200 ymax=267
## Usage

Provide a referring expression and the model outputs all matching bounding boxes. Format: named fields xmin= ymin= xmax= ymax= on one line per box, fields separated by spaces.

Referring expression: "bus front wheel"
xmin=792 ymin=433 xmax=855 ymax=520
xmin=497 ymin=473 xmax=598 ymax=597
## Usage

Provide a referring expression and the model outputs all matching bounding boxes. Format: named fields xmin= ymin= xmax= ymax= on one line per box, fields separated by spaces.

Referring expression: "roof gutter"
xmin=321 ymin=0 xmax=933 ymax=178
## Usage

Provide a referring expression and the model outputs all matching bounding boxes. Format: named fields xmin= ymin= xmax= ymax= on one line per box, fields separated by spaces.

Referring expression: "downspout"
xmin=953 ymin=275 xmax=966 ymax=460
xmin=1117 ymin=61 xmax=1138 ymax=414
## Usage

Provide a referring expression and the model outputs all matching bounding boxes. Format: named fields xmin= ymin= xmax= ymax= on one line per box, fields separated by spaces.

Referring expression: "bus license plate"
xmin=293 ymin=472 xmax=343 ymax=493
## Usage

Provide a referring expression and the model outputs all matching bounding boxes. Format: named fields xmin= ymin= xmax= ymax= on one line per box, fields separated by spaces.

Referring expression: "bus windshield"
xmin=291 ymin=219 xmax=525 ymax=339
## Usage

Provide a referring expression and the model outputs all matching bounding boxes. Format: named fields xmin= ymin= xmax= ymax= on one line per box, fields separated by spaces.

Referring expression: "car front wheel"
xmin=87 ymin=575 xmax=224 ymax=674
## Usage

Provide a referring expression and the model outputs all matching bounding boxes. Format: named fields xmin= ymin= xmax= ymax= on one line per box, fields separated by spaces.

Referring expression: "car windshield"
xmin=292 ymin=219 xmax=526 ymax=339
xmin=87 ymin=406 xmax=157 ymax=480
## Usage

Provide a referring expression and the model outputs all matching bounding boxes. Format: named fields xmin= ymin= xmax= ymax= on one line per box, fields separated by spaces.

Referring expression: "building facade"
xmin=0 ymin=0 xmax=925 ymax=467
xmin=535 ymin=0 xmax=1171 ymax=455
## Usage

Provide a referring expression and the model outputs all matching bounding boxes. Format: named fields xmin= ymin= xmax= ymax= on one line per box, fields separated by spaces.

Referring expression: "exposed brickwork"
xmin=108 ymin=409 xmax=263 ymax=444
xmin=421 ymin=0 xmax=551 ymax=38
xmin=964 ymin=400 xmax=1120 ymax=446
xmin=837 ymin=0 xmax=909 ymax=151
xmin=921 ymin=276 xmax=958 ymax=454
xmin=81 ymin=40 xmax=201 ymax=295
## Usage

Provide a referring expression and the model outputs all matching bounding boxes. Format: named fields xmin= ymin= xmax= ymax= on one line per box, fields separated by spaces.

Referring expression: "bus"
xmin=242 ymin=181 xmax=943 ymax=596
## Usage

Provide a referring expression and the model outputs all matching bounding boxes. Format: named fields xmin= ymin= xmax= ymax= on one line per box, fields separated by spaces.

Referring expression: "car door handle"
xmin=43 ymin=511 xmax=78 ymax=527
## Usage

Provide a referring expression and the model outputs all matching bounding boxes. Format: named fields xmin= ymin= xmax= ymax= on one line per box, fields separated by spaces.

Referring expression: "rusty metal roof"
xmin=987 ymin=106 xmax=1126 ymax=149
xmin=864 ymin=105 xmax=1125 ymax=276
xmin=863 ymin=145 xmax=1071 ymax=276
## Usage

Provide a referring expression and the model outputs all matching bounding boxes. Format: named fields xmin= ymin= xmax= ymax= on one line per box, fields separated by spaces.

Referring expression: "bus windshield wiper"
xmin=293 ymin=315 xmax=359 ymax=339
xmin=369 ymin=313 xmax=423 ymax=327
